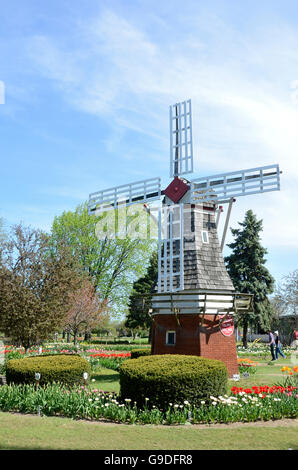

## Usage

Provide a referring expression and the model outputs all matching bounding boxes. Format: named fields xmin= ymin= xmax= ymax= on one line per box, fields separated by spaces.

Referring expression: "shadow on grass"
xmin=0 ymin=444 xmax=35 ymax=450
xmin=92 ymin=371 xmax=120 ymax=384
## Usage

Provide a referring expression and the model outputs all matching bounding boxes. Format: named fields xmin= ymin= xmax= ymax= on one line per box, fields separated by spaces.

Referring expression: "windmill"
xmin=88 ymin=99 xmax=281 ymax=376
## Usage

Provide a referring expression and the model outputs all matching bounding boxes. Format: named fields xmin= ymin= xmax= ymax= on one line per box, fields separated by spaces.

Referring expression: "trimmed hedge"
xmin=130 ymin=349 xmax=151 ymax=359
xmin=120 ymin=354 xmax=228 ymax=409
xmin=6 ymin=354 xmax=91 ymax=386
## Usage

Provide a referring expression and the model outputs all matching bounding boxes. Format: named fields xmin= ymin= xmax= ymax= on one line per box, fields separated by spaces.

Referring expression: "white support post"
xmin=220 ymin=198 xmax=235 ymax=252
xmin=163 ymin=207 xmax=168 ymax=291
xmin=158 ymin=209 xmax=162 ymax=293
xmin=215 ymin=206 xmax=223 ymax=228
xmin=169 ymin=208 xmax=173 ymax=292
xmin=179 ymin=203 xmax=184 ymax=290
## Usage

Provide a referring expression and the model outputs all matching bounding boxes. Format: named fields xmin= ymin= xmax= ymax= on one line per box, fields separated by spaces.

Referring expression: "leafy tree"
xmin=224 ymin=210 xmax=275 ymax=347
xmin=64 ymin=279 xmax=109 ymax=345
xmin=114 ymin=319 xmax=131 ymax=338
xmin=50 ymin=202 xmax=156 ymax=315
xmin=0 ymin=224 xmax=82 ymax=350
xmin=125 ymin=250 xmax=158 ymax=338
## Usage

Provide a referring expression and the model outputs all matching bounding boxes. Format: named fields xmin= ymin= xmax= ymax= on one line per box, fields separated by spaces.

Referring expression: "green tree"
xmin=50 ymin=202 xmax=156 ymax=315
xmin=224 ymin=210 xmax=275 ymax=347
xmin=0 ymin=224 xmax=83 ymax=350
xmin=125 ymin=250 xmax=158 ymax=338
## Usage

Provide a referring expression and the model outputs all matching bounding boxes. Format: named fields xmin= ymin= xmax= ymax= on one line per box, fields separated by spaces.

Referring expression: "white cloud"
xmin=24 ymin=8 xmax=298 ymax=251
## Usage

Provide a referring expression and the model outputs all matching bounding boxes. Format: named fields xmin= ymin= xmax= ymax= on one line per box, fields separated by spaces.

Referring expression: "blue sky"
xmin=0 ymin=0 xmax=297 ymax=288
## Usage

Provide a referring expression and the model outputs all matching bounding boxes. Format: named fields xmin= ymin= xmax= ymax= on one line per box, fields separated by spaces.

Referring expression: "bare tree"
xmin=271 ymin=270 xmax=298 ymax=344
xmin=274 ymin=271 xmax=297 ymax=317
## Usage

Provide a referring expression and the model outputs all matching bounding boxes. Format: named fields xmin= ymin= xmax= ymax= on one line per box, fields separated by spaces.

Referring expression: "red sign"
xmin=218 ymin=314 xmax=234 ymax=337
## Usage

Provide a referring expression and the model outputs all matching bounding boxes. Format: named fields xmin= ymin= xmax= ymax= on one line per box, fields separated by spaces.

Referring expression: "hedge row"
xmin=6 ymin=354 xmax=91 ymax=386
xmin=119 ymin=354 xmax=228 ymax=409
xmin=130 ymin=349 xmax=151 ymax=359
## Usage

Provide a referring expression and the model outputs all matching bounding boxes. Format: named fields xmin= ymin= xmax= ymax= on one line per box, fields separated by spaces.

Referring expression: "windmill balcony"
xmin=151 ymin=291 xmax=253 ymax=316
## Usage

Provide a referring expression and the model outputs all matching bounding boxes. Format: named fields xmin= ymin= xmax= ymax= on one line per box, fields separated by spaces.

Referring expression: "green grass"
xmin=232 ymin=356 xmax=295 ymax=389
xmin=0 ymin=412 xmax=296 ymax=450
xmin=90 ymin=368 xmax=120 ymax=393
xmin=0 ymin=354 xmax=297 ymax=450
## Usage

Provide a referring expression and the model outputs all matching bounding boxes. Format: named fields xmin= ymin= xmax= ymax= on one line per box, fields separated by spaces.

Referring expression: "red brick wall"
xmin=151 ymin=314 xmax=239 ymax=377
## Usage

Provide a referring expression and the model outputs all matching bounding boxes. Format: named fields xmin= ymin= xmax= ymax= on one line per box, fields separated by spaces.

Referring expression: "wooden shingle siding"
xmin=157 ymin=203 xmax=234 ymax=292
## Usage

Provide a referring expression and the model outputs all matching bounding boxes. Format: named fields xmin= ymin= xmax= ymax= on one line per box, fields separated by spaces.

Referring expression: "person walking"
xmin=268 ymin=330 xmax=276 ymax=361
xmin=274 ymin=331 xmax=286 ymax=359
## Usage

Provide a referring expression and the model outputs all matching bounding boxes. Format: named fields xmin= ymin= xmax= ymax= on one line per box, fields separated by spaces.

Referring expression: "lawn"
xmin=0 ymin=351 xmax=297 ymax=450
xmin=0 ymin=412 xmax=297 ymax=450
xmin=232 ymin=356 xmax=295 ymax=388
xmin=90 ymin=368 xmax=120 ymax=393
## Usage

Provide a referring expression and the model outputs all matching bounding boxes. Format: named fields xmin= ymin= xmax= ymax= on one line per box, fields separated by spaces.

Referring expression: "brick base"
xmin=151 ymin=314 xmax=238 ymax=377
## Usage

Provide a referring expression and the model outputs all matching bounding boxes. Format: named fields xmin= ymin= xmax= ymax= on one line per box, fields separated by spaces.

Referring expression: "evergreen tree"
xmin=125 ymin=250 xmax=158 ymax=338
xmin=224 ymin=210 xmax=275 ymax=347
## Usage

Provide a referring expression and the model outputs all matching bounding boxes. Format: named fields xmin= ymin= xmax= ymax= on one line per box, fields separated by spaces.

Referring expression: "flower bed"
xmin=0 ymin=382 xmax=296 ymax=425
xmin=87 ymin=350 xmax=131 ymax=371
xmin=281 ymin=366 xmax=298 ymax=375
xmin=0 ymin=345 xmax=131 ymax=372
xmin=237 ymin=344 xmax=294 ymax=358
xmin=231 ymin=385 xmax=296 ymax=396
xmin=237 ymin=358 xmax=258 ymax=375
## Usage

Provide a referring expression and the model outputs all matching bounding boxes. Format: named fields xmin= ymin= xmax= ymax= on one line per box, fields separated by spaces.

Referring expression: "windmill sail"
xmin=170 ymin=99 xmax=194 ymax=178
xmin=88 ymin=177 xmax=162 ymax=215
xmin=158 ymin=204 xmax=184 ymax=293
xmin=190 ymin=164 xmax=280 ymax=204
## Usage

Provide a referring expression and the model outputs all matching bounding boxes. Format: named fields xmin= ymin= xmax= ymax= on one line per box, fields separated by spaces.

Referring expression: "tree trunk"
xmin=148 ymin=325 xmax=152 ymax=344
xmin=84 ymin=330 xmax=91 ymax=341
xmin=242 ymin=322 xmax=248 ymax=348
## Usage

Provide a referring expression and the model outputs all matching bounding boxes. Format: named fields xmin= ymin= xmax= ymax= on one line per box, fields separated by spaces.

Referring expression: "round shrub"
xmin=6 ymin=354 xmax=91 ymax=386
xmin=130 ymin=349 xmax=151 ymax=359
xmin=119 ymin=354 xmax=228 ymax=409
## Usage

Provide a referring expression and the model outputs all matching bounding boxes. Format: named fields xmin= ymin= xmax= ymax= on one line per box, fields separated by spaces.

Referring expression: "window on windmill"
xmin=201 ymin=230 xmax=209 ymax=244
xmin=166 ymin=330 xmax=176 ymax=345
